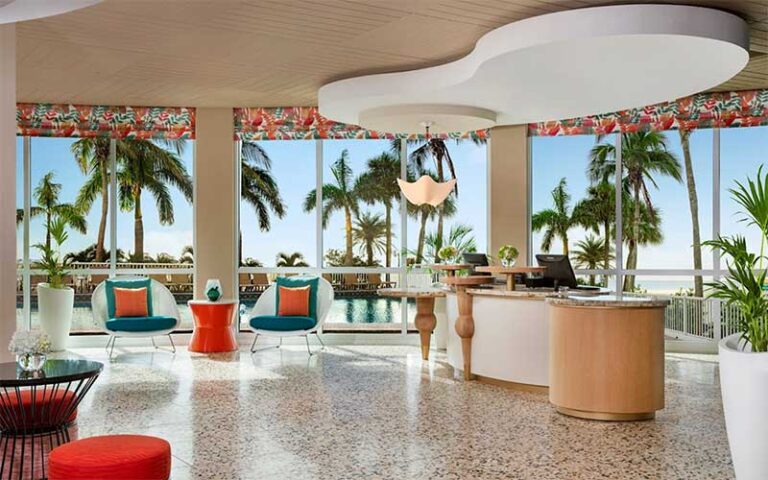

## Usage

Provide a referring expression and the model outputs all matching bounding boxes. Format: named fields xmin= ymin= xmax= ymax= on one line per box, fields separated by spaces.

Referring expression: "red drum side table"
xmin=188 ymin=300 xmax=238 ymax=353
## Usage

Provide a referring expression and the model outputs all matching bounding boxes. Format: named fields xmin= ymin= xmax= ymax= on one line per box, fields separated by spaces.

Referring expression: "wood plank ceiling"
xmin=15 ymin=0 xmax=768 ymax=107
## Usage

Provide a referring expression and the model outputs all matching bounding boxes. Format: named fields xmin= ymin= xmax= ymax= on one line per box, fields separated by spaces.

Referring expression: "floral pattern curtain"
xmin=529 ymin=89 xmax=768 ymax=136
xmin=16 ymin=103 xmax=195 ymax=139
xmin=234 ymin=107 xmax=489 ymax=141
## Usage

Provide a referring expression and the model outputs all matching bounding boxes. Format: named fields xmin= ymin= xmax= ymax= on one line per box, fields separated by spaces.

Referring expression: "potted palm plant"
xmin=706 ymin=166 xmax=768 ymax=480
xmin=34 ymin=217 xmax=74 ymax=351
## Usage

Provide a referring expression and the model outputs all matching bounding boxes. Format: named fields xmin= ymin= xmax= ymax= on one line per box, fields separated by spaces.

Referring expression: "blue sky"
xmin=532 ymin=127 xmax=766 ymax=272
xmin=17 ymin=137 xmax=487 ymax=266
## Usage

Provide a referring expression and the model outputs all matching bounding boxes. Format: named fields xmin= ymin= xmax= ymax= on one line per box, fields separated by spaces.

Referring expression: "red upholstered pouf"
xmin=0 ymin=388 xmax=77 ymax=428
xmin=49 ymin=435 xmax=171 ymax=480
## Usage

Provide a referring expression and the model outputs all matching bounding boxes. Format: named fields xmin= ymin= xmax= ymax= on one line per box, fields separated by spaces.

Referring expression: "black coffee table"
xmin=0 ymin=359 xmax=102 ymax=480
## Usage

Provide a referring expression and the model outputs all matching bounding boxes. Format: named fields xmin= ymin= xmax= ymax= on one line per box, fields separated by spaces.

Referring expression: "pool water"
xmin=19 ymin=296 xmax=410 ymax=332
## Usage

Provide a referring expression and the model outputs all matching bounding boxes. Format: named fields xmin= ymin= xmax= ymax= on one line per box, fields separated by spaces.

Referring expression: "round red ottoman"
xmin=0 ymin=388 xmax=77 ymax=428
xmin=48 ymin=435 xmax=171 ymax=480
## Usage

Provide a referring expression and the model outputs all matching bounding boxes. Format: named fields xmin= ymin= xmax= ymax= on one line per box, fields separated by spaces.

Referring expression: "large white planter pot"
xmin=719 ymin=333 xmax=768 ymax=480
xmin=37 ymin=283 xmax=74 ymax=351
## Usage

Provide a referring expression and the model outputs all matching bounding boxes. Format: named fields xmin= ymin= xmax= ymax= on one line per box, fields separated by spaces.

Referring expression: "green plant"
xmin=33 ymin=217 xmax=71 ymax=289
xmin=498 ymin=245 xmax=519 ymax=262
xmin=705 ymin=166 xmax=768 ymax=352
xmin=437 ymin=245 xmax=459 ymax=263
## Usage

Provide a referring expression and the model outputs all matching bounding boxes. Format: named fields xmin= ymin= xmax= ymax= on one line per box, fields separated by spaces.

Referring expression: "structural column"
xmin=0 ymin=25 xmax=15 ymax=362
xmin=194 ymin=108 xmax=238 ymax=301
xmin=488 ymin=125 xmax=529 ymax=264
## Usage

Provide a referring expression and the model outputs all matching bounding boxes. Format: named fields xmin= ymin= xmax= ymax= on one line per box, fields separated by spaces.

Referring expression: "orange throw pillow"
xmin=113 ymin=287 xmax=149 ymax=318
xmin=278 ymin=286 xmax=310 ymax=317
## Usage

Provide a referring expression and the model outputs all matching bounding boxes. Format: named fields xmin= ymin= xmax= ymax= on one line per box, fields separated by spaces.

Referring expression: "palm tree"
xmin=153 ymin=252 xmax=177 ymax=264
xmin=18 ymin=172 xmax=87 ymax=251
xmin=64 ymin=243 xmax=126 ymax=263
xmin=242 ymin=257 xmax=263 ymax=267
xmin=72 ymin=138 xmax=111 ymax=262
xmin=679 ymin=128 xmax=703 ymax=297
xmin=589 ymin=131 xmax=682 ymax=289
xmin=572 ymin=235 xmax=613 ymax=286
xmin=406 ymin=170 xmax=457 ymax=264
xmin=620 ymin=197 xmax=664 ymax=291
xmin=573 ymin=181 xmax=615 ymax=273
xmin=424 ymin=223 xmax=477 ymax=264
xmin=352 ymin=212 xmax=387 ymax=266
xmin=303 ymin=149 xmax=360 ymax=266
xmin=240 ymin=142 xmax=287 ymax=231
xmin=276 ymin=251 xmax=309 ymax=267
xmin=355 ymin=151 xmax=400 ymax=268
xmin=532 ymin=178 xmax=583 ymax=255
xmin=117 ymin=139 xmax=193 ymax=262
xmin=179 ymin=245 xmax=194 ymax=264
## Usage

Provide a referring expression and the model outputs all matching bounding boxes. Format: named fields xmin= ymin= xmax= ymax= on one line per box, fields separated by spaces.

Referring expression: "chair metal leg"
xmin=108 ymin=336 xmax=117 ymax=359
xmin=304 ymin=335 xmax=314 ymax=356
xmin=168 ymin=334 xmax=176 ymax=354
xmin=315 ymin=332 xmax=325 ymax=349
xmin=278 ymin=337 xmax=283 ymax=349
xmin=151 ymin=337 xmax=158 ymax=349
xmin=104 ymin=335 xmax=115 ymax=353
xmin=250 ymin=334 xmax=259 ymax=353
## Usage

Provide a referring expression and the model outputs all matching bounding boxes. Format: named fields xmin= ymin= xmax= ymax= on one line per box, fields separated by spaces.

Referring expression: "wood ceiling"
xmin=15 ymin=0 xmax=768 ymax=107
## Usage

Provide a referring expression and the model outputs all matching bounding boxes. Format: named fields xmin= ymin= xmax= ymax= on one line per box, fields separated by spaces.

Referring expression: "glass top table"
xmin=0 ymin=359 xmax=103 ymax=479
xmin=0 ymin=359 xmax=103 ymax=387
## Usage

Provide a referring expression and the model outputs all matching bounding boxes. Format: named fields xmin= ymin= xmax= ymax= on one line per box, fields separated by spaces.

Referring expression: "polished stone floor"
xmin=61 ymin=341 xmax=732 ymax=479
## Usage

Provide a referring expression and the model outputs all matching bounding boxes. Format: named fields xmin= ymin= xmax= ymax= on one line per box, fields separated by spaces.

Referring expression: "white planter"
xmin=37 ymin=283 xmax=74 ymax=351
xmin=719 ymin=333 xmax=768 ymax=480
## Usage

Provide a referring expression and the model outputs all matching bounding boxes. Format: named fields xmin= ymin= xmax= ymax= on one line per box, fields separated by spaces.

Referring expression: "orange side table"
xmin=188 ymin=300 xmax=238 ymax=353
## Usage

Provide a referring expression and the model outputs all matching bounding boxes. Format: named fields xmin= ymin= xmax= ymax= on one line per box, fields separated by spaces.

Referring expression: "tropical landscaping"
xmin=532 ymin=131 xmax=704 ymax=294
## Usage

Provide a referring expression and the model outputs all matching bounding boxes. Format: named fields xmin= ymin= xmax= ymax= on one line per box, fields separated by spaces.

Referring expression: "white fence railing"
xmin=664 ymin=296 xmax=743 ymax=345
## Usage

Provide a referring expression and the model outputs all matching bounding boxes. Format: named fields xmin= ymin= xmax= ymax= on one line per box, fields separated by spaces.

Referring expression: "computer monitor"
xmin=535 ymin=254 xmax=578 ymax=290
xmin=462 ymin=253 xmax=489 ymax=275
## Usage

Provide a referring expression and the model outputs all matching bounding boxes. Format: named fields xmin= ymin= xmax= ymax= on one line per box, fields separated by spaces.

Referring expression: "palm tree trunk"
xmin=603 ymin=220 xmax=611 ymax=286
xmin=95 ymin=161 xmax=109 ymax=262
xmin=384 ymin=204 xmax=392 ymax=268
xmin=344 ymin=206 xmax=353 ymax=266
xmin=435 ymin=143 xmax=445 ymax=254
xmin=45 ymin=210 xmax=52 ymax=252
xmin=679 ymin=129 xmax=703 ymax=297
xmin=562 ymin=237 xmax=569 ymax=256
xmin=416 ymin=210 xmax=428 ymax=264
xmin=366 ymin=242 xmax=374 ymax=266
xmin=134 ymin=187 xmax=144 ymax=262
xmin=384 ymin=204 xmax=392 ymax=282
xmin=623 ymin=242 xmax=637 ymax=291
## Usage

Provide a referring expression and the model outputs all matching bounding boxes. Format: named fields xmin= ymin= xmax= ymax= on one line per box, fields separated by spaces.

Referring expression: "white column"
xmin=0 ymin=24 xmax=16 ymax=362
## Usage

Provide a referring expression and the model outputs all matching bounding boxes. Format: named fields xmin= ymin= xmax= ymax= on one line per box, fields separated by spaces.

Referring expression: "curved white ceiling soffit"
xmin=319 ymin=4 xmax=750 ymax=135
xmin=0 ymin=0 xmax=101 ymax=24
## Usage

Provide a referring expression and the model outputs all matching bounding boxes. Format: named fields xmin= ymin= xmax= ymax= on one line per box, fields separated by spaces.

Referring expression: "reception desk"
xmin=445 ymin=288 xmax=550 ymax=391
xmin=547 ymin=295 xmax=669 ymax=421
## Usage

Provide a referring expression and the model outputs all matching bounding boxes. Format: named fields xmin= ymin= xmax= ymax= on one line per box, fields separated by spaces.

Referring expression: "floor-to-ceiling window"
xmin=16 ymin=137 xmax=196 ymax=332
xmin=531 ymin=125 xmax=768 ymax=342
xmin=236 ymin=137 xmax=489 ymax=332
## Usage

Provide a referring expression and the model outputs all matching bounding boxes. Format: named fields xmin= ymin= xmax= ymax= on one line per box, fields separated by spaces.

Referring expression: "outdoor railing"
xmin=664 ymin=295 xmax=743 ymax=345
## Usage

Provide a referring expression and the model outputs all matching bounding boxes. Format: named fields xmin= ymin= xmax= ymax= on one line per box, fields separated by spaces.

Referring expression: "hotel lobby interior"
xmin=2 ymin=0 xmax=768 ymax=479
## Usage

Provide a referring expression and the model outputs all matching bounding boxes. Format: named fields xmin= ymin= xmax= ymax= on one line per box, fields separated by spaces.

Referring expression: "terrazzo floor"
xmin=60 ymin=342 xmax=731 ymax=479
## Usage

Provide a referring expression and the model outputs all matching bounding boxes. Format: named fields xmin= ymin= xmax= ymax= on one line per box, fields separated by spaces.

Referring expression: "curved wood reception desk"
xmin=547 ymin=295 xmax=669 ymax=421
xmin=445 ymin=288 xmax=551 ymax=391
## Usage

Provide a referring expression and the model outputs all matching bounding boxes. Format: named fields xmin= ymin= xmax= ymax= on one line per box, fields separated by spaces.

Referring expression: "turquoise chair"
xmin=245 ymin=276 xmax=334 ymax=355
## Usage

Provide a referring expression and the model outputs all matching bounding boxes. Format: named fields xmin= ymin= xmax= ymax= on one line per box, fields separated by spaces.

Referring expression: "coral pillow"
xmin=277 ymin=286 xmax=310 ymax=317
xmin=113 ymin=287 xmax=149 ymax=318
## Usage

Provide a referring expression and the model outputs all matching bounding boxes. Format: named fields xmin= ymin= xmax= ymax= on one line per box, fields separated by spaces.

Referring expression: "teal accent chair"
xmin=245 ymin=276 xmax=334 ymax=355
xmin=91 ymin=277 xmax=181 ymax=358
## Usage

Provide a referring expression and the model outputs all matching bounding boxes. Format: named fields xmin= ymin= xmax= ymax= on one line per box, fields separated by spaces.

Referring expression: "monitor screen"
xmin=535 ymin=254 xmax=578 ymax=289
xmin=462 ymin=253 xmax=490 ymax=275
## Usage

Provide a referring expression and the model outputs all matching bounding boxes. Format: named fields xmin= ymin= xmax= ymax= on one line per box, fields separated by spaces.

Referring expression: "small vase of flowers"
xmin=9 ymin=330 xmax=52 ymax=373
xmin=437 ymin=246 xmax=459 ymax=265
xmin=498 ymin=245 xmax=519 ymax=267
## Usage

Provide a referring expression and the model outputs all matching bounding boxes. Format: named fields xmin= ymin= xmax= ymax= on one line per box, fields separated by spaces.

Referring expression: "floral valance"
xmin=234 ymin=107 xmax=489 ymax=141
xmin=529 ymin=89 xmax=768 ymax=136
xmin=16 ymin=104 xmax=195 ymax=139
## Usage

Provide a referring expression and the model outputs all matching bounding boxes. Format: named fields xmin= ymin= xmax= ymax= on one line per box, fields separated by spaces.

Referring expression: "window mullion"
xmin=22 ymin=136 xmax=30 ymax=328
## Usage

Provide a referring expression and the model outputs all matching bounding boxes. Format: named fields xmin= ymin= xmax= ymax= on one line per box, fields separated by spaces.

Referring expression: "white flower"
xmin=9 ymin=330 xmax=52 ymax=355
